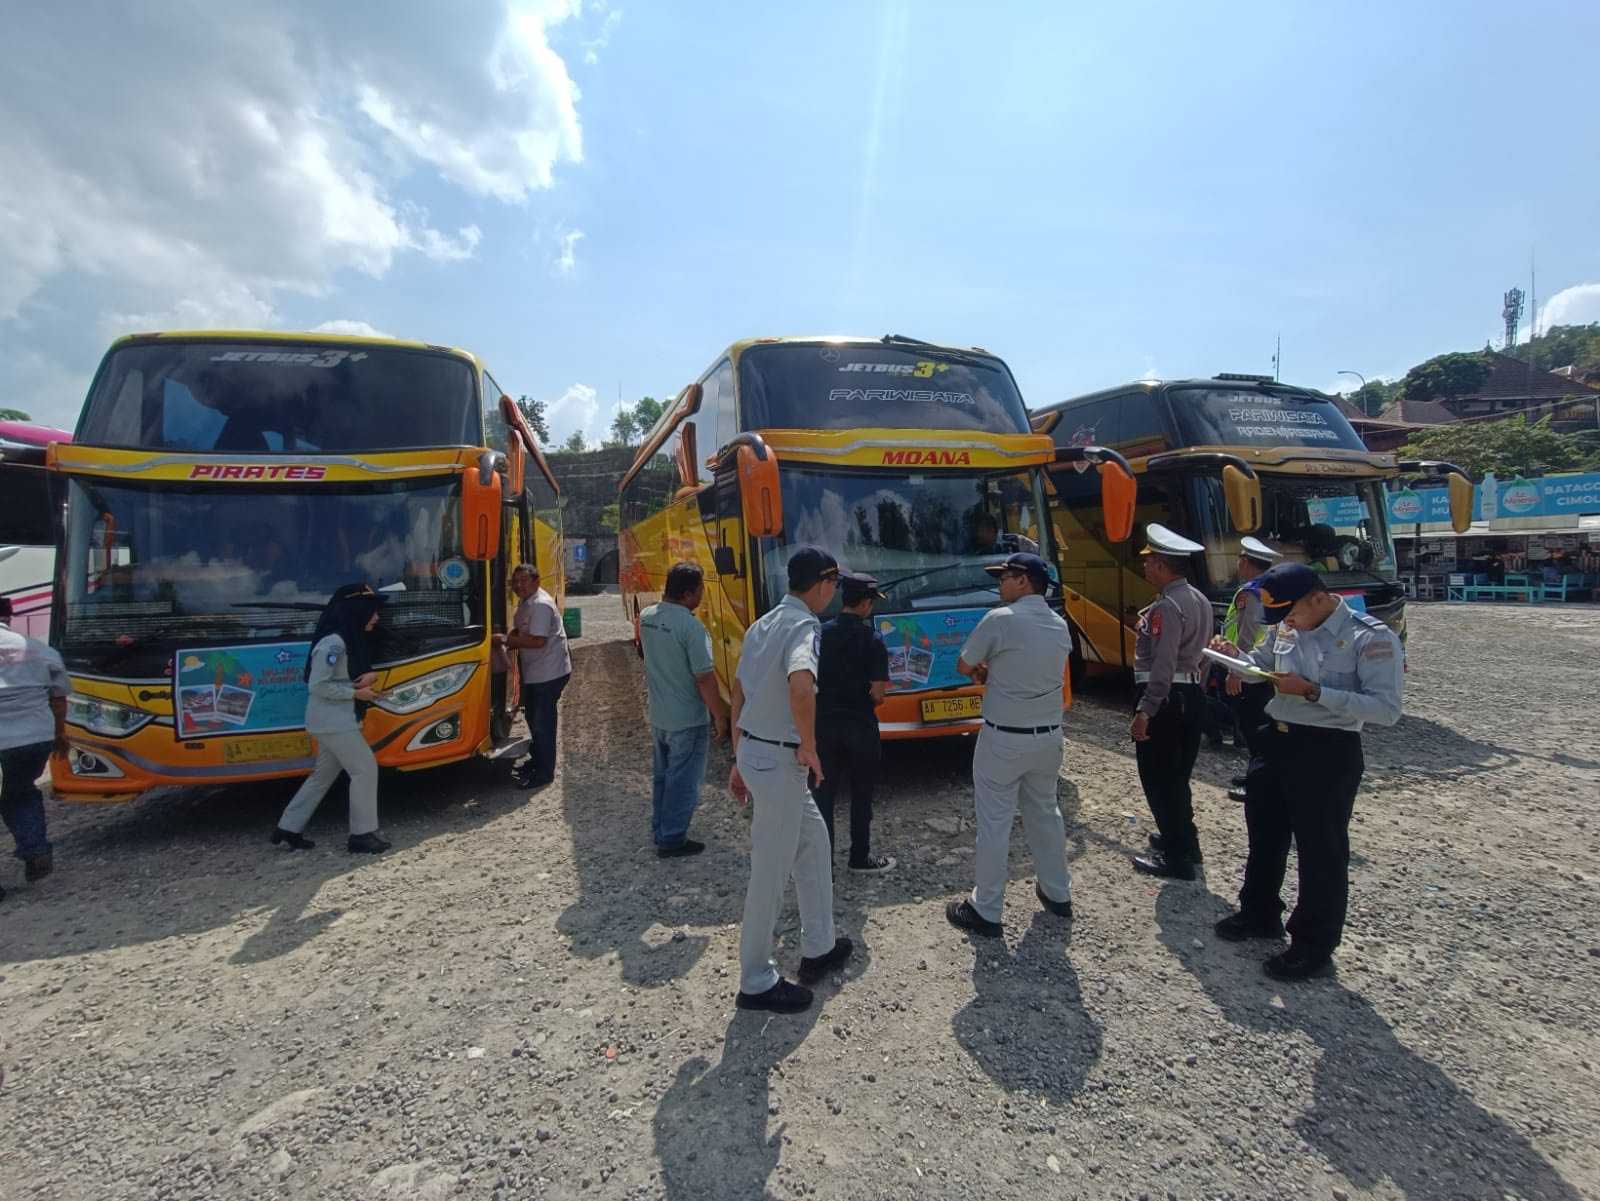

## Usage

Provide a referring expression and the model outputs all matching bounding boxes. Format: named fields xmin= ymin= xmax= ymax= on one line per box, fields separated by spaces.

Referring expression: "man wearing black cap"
xmin=945 ymin=552 xmax=1074 ymax=936
xmin=1210 ymin=562 xmax=1403 ymax=981
xmin=727 ymin=546 xmax=853 ymax=1014
xmin=814 ymin=571 xmax=895 ymax=873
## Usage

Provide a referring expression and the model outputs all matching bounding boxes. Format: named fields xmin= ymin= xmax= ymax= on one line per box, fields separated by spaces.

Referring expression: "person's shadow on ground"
xmin=951 ymin=909 xmax=1102 ymax=1102
xmin=651 ymin=892 xmax=870 ymax=1200
xmin=1153 ymin=884 xmax=1581 ymax=1201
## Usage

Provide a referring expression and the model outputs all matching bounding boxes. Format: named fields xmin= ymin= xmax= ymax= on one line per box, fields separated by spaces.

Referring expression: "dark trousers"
xmin=1 ymin=741 xmax=54 ymax=861
xmin=1134 ymin=683 xmax=1204 ymax=860
xmin=813 ymin=713 xmax=880 ymax=867
xmin=1239 ymin=723 xmax=1365 ymax=952
xmin=521 ymin=673 xmax=571 ymax=782
xmin=1230 ymin=681 xmax=1275 ymax=758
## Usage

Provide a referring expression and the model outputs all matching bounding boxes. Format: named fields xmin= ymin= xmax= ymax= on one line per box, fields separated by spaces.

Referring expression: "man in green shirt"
xmin=639 ymin=562 xmax=729 ymax=858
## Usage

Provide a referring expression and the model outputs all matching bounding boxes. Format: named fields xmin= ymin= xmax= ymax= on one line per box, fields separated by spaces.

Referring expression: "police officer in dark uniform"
xmin=813 ymin=571 xmax=896 ymax=873
xmin=1129 ymin=524 xmax=1214 ymax=881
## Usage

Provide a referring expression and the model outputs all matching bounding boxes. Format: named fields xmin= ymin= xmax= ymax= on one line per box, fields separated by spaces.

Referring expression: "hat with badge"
xmin=1239 ymin=535 xmax=1282 ymax=567
xmin=787 ymin=545 xmax=840 ymax=591
xmin=1256 ymin=561 xmax=1324 ymax=622
xmin=982 ymin=552 xmax=1055 ymax=589
xmin=838 ymin=570 xmax=887 ymax=602
xmin=1139 ymin=523 xmax=1205 ymax=558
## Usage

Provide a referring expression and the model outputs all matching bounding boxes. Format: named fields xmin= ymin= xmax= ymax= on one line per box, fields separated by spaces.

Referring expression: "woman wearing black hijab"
xmin=271 ymin=583 xmax=391 ymax=854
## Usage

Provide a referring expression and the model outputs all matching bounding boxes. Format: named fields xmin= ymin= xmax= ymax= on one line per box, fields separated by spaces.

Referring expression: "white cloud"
xmin=555 ymin=229 xmax=586 ymax=276
xmin=312 ymin=320 xmax=394 ymax=338
xmin=1538 ymin=283 xmax=1600 ymax=333
xmin=0 ymin=2 xmax=591 ymax=416
xmin=583 ymin=5 xmax=624 ymax=65
xmin=547 ymin=382 xmax=600 ymax=445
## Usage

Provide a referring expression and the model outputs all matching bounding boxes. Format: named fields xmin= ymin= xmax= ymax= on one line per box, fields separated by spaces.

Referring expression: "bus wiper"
xmin=881 ymin=560 xmax=1001 ymax=591
xmin=879 ymin=335 xmax=991 ymax=369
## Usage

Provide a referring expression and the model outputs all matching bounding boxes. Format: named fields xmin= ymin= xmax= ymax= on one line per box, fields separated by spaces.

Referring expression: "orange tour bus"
xmin=47 ymin=330 xmax=561 ymax=801
xmin=617 ymin=335 xmax=1136 ymax=738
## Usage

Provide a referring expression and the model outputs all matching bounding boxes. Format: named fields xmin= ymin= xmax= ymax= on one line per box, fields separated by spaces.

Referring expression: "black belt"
xmin=1272 ymin=721 xmax=1359 ymax=738
xmin=740 ymin=731 xmax=800 ymax=749
xmin=984 ymin=720 xmax=1060 ymax=735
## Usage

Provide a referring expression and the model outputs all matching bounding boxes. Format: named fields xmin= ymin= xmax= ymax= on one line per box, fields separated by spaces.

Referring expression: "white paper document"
xmin=1200 ymin=646 xmax=1274 ymax=681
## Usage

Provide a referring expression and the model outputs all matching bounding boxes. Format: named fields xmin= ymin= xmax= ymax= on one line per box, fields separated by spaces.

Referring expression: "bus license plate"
xmin=223 ymin=734 xmax=313 ymax=765
xmin=921 ymin=695 xmax=982 ymax=723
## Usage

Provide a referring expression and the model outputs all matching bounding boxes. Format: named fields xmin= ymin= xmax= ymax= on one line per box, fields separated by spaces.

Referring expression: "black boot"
xmin=1146 ymin=832 xmax=1203 ymax=864
xmin=270 ymin=828 xmax=315 ymax=851
xmin=347 ymin=832 xmax=392 ymax=854
xmin=1132 ymin=848 xmax=1196 ymax=881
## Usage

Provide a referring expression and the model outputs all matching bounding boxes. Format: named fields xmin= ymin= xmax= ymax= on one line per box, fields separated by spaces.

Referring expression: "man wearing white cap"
xmin=1129 ymin=524 xmax=1214 ymax=880
xmin=1221 ymin=536 xmax=1282 ymax=801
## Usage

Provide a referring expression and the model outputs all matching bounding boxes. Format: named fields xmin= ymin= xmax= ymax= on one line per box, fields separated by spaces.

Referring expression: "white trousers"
xmin=969 ymin=725 xmax=1071 ymax=923
xmin=277 ymin=729 xmax=380 ymax=837
xmin=737 ymin=740 xmax=836 ymax=994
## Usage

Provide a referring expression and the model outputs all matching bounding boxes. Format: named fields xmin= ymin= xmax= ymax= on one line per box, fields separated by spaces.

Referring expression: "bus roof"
xmin=1032 ymin=375 xmax=1335 ymax=418
xmin=107 ymin=329 xmax=484 ymax=370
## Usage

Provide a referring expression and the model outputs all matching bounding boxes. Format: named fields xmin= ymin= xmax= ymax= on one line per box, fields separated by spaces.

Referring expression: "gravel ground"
xmin=2 ymin=595 xmax=1597 ymax=1201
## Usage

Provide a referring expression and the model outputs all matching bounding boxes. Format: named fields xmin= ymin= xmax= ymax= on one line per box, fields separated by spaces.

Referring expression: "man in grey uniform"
xmin=945 ymin=553 xmax=1074 ymax=936
xmin=729 ymin=546 xmax=853 ymax=1014
xmin=1129 ymin=524 xmax=1214 ymax=881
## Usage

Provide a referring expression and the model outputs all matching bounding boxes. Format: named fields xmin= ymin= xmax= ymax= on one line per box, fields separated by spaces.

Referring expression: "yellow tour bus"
xmin=47 ymin=330 xmax=562 ymax=802
xmin=1030 ymin=373 xmax=1473 ymax=676
xmin=617 ymin=335 xmax=1136 ymax=738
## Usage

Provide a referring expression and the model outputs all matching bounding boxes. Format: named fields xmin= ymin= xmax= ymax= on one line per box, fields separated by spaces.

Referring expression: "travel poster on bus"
xmin=174 ymin=641 xmax=312 ymax=738
xmin=877 ymin=608 xmax=987 ymax=691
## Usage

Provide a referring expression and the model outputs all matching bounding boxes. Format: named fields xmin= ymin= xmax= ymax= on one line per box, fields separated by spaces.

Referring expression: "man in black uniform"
xmin=813 ymin=571 xmax=896 ymax=873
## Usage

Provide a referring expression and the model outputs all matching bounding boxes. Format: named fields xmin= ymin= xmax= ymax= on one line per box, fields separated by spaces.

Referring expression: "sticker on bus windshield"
xmin=439 ymin=557 xmax=470 ymax=588
xmin=835 ymin=360 xmax=952 ymax=378
xmin=828 ymin=387 xmax=975 ymax=407
xmin=209 ymin=349 xmax=369 ymax=368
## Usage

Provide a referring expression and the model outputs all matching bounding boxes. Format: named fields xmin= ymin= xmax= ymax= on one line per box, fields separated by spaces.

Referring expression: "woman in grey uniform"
xmin=271 ymin=583 xmax=391 ymax=854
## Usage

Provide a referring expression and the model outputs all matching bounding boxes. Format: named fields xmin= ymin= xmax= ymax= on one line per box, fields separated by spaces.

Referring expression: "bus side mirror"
xmin=1099 ymin=460 xmax=1137 ymax=543
xmin=1447 ymin=473 xmax=1473 ymax=534
xmin=736 ymin=442 xmax=783 ymax=538
xmin=1222 ymin=464 xmax=1262 ymax=533
xmin=461 ymin=458 xmax=503 ymax=560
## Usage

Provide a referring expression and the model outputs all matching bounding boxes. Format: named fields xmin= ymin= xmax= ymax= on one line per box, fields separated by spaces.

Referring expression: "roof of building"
xmin=1470 ymin=351 xmax=1600 ymax=402
xmin=1375 ymin=396 xmax=1458 ymax=425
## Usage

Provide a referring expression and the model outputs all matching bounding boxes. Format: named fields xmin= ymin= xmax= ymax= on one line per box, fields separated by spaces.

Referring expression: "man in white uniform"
xmin=945 ymin=553 xmax=1074 ymax=936
xmin=729 ymin=547 xmax=853 ymax=1013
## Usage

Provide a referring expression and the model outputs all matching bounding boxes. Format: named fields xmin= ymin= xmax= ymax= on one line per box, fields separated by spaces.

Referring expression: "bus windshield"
xmin=760 ymin=466 xmax=1050 ymax=612
xmin=60 ymin=476 xmax=483 ymax=675
xmin=1168 ymin=387 xmax=1368 ymax=451
xmin=1193 ymin=474 xmax=1397 ymax=586
xmin=76 ymin=341 xmax=480 ymax=453
xmin=739 ymin=344 xmax=1031 ymax=433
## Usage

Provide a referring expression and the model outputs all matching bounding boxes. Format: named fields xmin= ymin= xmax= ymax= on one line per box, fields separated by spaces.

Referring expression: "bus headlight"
xmin=375 ymin=664 xmax=477 ymax=715
xmin=66 ymin=693 xmax=156 ymax=738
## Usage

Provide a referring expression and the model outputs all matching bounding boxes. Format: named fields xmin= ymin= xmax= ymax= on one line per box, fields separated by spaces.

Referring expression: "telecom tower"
xmin=1502 ymin=287 xmax=1524 ymax=350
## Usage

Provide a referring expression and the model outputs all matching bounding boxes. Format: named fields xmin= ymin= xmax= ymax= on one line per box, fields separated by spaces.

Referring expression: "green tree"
xmin=1507 ymin=323 xmax=1600 ymax=374
xmin=632 ymin=396 xmax=665 ymax=432
xmin=0 ymin=407 xmax=31 ymax=421
xmin=609 ymin=409 xmax=640 ymax=446
xmin=1399 ymin=352 xmax=1492 ymax=403
xmin=515 ymin=396 xmax=551 ymax=444
xmin=1399 ymin=413 xmax=1599 ymax=477
xmin=1346 ymin=379 xmax=1400 ymax=417
xmin=599 ymin=502 xmax=620 ymax=532
xmin=562 ymin=429 xmax=588 ymax=453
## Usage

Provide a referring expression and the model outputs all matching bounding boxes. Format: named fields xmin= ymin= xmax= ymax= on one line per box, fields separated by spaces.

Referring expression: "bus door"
xmin=1045 ymin=462 xmax=1130 ymax=670
xmin=700 ymin=463 xmax=752 ymax=693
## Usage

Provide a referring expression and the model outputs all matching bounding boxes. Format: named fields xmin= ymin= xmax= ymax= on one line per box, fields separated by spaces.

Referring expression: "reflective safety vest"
xmin=1222 ymin=580 xmax=1267 ymax=649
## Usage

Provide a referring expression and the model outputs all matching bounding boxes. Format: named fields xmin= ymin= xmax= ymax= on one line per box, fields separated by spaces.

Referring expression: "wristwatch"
xmin=1307 ymin=684 xmax=1322 ymax=704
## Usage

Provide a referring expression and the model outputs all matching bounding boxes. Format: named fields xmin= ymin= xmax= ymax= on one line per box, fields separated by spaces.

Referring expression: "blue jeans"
xmin=651 ymin=723 xmax=709 ymax=848
xmin=521 ymin=673 xmax=571 ymax=783
xmin=1 ymin=741 xmax=54 ymax=861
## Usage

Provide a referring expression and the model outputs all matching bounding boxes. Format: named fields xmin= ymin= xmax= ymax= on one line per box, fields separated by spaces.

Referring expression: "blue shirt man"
xmin=639 ymin=561 xmax=729 ymax=858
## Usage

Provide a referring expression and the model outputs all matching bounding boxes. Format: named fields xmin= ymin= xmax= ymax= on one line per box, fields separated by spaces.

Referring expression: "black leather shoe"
xmin=270 ymin=828 xmax=315 ymax=851
xmin=736 ymin=979 xmax=814 ymax=1013
xmin=1132 ymin=850 xmax=1196 ymax=881
xmin=347 ymin=832 xmax=392 ymax=854
xmin=797 ymin=936 xmax=853 ymax=984
xmin=1144 ymin=835 xmax=1203 ymax=866
xmin=1035 ymin=883 xmax=1073 ymax=919
xmin=657 ymin=839 xmax=706 ymax=859
xmin=1214 ymin=911 xmax=1286 ymax=942
xmin=24 ymin=851 xmax=54 ymax=882
xmin=1227 ymin=788 xmax=1249 ymax=803
xmin=1231 ymin=775 xmax=1248 ymax=788
xmin=945 ymin=899 xmax=1003 ymax=937
xmin=1263 ymin=946 xmax=1334 ymax=981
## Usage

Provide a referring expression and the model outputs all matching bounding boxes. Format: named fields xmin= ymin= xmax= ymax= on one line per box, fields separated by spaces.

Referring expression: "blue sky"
xmin=3 ymin=1 xmax=1598 ymax=443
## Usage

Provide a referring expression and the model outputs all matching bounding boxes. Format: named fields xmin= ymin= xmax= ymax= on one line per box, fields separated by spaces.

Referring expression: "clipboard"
xmin=1201 ymin=646 xmax=1274 ymax=682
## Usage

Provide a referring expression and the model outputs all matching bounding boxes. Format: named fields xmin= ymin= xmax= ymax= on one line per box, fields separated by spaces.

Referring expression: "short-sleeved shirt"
xmin=640 ymin=600 xmax=715 ymax=732
xmin=514 ymin=589 xmax=572 ymax=684
xmin=0 ymin=626 xmax=70 ymax=751
xmin=816 ymin=612 xmax=889 ymax=722
xmin=958 ymin=593 xmax=1071 ymax=727
xmin=735 ymin=594 xmax=819 ymax=744
xmin=1132 ymin=578 xmax=1215 ymax=716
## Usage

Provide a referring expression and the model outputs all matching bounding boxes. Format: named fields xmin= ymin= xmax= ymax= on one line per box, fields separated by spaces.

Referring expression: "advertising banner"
xmin=876 ymin=607 xmax=987 ymax=692
xmin=174 ymin=641 xmax=312 ymax=739
xmin=1387 ymin=471 xmax=1600 ymax=526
